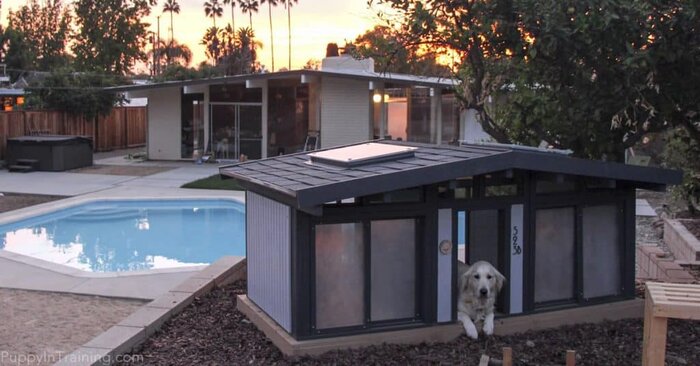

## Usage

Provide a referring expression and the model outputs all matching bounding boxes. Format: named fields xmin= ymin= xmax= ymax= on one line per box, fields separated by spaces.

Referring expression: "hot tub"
xmin=6 ymin=135 xmax=93 ymax=171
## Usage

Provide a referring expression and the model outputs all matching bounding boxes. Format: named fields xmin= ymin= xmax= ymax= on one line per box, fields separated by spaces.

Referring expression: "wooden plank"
xmin=648 ymin=282 xmax=700 ymax=290
xmin=643 ymin=288 xmax=668 ymax=366
xmin=502 ymin=347 xmax=512 ymax=366
xmin=478 ymin=355 xmax=490 ymax=366
xmin=653 ymin=302 xmax=700 ymax=320
xmin=566 ymin=350 xmax=576 ymax=366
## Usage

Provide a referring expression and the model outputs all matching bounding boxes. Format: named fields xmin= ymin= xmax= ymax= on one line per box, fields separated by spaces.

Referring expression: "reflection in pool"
xmin=0 ymin=200 xmax=245 ymax=272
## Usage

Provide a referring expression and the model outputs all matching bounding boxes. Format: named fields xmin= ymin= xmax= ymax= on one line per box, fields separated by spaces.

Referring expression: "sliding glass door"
xmin=209 ymin=103 xmax=262 ymax=160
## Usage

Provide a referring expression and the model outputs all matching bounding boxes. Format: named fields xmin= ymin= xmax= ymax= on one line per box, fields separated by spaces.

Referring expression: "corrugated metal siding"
xmin=247 ymin=191 xmax=292 ymax=332
xmin=319 ymin=77 xmax=371 ymax=148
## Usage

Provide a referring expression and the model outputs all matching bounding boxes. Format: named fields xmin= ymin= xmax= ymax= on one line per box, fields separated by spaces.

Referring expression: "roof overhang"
xmin=106 ymin=69 xmax=457 ymax=94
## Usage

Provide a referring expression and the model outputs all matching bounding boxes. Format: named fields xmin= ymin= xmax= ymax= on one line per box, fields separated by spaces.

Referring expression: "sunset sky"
xmin=1 ymin=0 xmax=387 ymax=73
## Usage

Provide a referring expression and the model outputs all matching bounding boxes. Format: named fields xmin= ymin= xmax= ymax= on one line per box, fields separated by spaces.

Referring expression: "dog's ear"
xmin=493 ymin=267 xmax=506 ymax=292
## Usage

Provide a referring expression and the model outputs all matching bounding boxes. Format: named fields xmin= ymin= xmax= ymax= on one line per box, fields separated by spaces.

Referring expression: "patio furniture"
xmin=642 ymin=282 xmax=700 ymax=366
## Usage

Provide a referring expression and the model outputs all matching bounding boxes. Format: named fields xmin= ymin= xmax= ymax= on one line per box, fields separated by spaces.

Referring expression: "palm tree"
xmin=260 ymin=0 xmax=279 ymax=71
xmin=162 ymin=40 xmax=193 ymax=66
xmin=282 ymin=0 xmax=297 ymax=69
xmin=223 ymin=0 xmax=236 ymax=31
xmin=163 ymin=0 xmax=180 ymax=44
xmin=204 ymin=0 xmax=224 ymax=27
xmin=238 ymin=0 xmax=259 ymax=30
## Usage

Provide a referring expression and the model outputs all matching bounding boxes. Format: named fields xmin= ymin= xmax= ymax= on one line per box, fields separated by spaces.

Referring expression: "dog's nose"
xmin=480 ymin=288 xmax=488 ymax=296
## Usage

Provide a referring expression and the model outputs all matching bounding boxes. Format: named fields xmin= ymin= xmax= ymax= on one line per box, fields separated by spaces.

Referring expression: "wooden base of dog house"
xmin=237 ymin=295 xmax=643 ymax=357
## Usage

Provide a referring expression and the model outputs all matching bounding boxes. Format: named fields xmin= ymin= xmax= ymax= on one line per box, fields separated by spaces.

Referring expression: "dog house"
xmin=220 ymin=141 xmax=681 ymax=350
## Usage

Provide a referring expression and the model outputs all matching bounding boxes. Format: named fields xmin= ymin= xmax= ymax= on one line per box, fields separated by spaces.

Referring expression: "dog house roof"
xmin=219 ymin=141 xmax=681 ymax=212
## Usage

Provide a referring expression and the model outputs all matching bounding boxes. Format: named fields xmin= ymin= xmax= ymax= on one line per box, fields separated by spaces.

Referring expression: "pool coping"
xmin=53 ymin=256 xmax=247 ymax=366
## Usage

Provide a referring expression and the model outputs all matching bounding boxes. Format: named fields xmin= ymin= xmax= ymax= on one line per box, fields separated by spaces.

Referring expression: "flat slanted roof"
xmin=220 ymin=141 xmax=682 ymax=212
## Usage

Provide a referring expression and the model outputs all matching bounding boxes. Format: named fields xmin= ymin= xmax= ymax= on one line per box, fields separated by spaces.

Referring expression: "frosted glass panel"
xmin=535 ymin=208 xmax=575 ymax=303
xmin=468 ymin=210 xmax=500 ymax=266
xmin=315 ymin=223 xmax=364 ymax=329
xmin=371 ymin=219 xmax=416 ymax=321
xmin=583 ymin=205 xmax=621 ymax=298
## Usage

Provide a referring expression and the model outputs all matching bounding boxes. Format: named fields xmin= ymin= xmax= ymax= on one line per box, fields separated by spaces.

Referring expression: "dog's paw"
xmin=483 ymin=320 xmax=494 ymax=336
xmin=464 ymin=322 xmax=479 ymax=340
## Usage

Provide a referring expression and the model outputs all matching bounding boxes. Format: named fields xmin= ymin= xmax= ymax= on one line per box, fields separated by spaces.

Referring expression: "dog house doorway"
xmin=455 ymin=207 xmax=508 ymax=313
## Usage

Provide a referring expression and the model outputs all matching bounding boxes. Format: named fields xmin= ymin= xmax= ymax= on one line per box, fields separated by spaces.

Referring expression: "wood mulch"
xmin=120 ymin=280 xmax=700 ymax=366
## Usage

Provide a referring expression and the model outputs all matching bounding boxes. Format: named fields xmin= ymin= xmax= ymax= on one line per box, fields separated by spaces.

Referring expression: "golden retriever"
xmin=457 ymin=260 xmax=505 ymax=340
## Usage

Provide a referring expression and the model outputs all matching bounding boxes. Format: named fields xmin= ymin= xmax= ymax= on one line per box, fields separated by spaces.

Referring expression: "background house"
xmin=109 ymin=56 xmax=494 ymax=161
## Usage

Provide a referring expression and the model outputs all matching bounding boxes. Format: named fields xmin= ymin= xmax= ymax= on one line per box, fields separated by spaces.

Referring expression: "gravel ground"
xmin=0 ymin=289 xmax=144 ymax=366
xmin=121 ymin=281 xmax=700 ymax=366
xmin=0 ymin=193 xmax=65 ymax=214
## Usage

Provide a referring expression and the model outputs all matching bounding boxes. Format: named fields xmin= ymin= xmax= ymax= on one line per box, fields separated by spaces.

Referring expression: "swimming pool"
xmin=0 ymin=199 xmax=245 ymax=272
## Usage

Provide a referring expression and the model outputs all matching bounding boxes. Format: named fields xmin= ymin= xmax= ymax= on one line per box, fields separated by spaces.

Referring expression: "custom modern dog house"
xmin=107 ymin=56 xmax=498 ymax=162
xmin=220 ymin=140 xmax=681 ymax=352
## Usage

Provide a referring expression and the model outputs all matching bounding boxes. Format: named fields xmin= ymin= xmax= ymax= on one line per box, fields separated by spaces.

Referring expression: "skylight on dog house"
xmin=220 ymin=140 xmax=681 ymax=355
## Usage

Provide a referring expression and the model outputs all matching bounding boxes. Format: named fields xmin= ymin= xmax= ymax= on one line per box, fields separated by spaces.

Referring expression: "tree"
xmin=163 ymin=0 xmax=180 ymax=44
xmin=26 ymin=69 xmax=125 ymax=119
xmin=200 ymin=25 xmax=262 ymax=75
xmin=73 ymin=0 xmax=156 ymax=75
xmin=373 ymin=0 xmax=700 ymax=162
xmin=5 ymin=0 xmax=72 ymax=71
xmin=223 ymin=0 xmax=237 ymax=31
xmin=371 ymin=0 xmax=522 ymax=145
xmin=260 ymin=0 xmax=279 ymax=71
xmin=204 ymin=0 xmax=224 ymax=27
xmin=282 ymin=0 xmax=297 ymax=69
xmin=149 ymin=39 xmax=192 ymax=71
xmin=239 ymin=0 xmax=259 ymax=29
xmin=350 ymin=25 xmax=450 ymax=76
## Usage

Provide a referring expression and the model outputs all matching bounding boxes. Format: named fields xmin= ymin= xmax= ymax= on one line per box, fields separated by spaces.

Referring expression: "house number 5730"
xmin=512 ymin=226 xmax=522 ymax=255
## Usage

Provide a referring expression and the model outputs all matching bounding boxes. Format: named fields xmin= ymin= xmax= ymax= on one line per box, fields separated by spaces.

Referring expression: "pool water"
xmin=0 ymin=200 xmax=245 ymax=272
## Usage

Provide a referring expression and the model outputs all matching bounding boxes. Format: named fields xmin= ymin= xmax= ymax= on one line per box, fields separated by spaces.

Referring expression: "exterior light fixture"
xmin=16 ymin=96 xmax=24 ymax=105
xmin=373 ymin=94 xmax=390 ymax=103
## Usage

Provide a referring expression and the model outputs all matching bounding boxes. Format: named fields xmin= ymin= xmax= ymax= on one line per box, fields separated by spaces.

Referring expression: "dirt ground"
xmin=69 ymin=165 xmax=173 ymax=177
xmin=0 ymin=193 xmax=66 ymax=214
xmin=0 ymin=289 xmax=144 ymax=366
xmin=1 ymin=194 xmax=145 ymax=365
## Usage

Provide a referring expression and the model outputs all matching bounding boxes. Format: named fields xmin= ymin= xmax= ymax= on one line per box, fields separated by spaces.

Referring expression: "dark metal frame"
xmin=292 ymin=201 xmax=435 ymax=339
xmin=280 ymin=168 xmax=642 ymax=340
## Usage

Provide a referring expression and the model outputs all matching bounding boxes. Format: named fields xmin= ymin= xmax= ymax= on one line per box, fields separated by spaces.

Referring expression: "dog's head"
xmin=461 ymin=261 xmax=505 ymax=300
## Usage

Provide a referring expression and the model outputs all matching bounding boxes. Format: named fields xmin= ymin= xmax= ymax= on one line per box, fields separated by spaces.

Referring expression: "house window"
xmin=534 ymin=207 xmax=575 ymax=304
xmin=370 ymin=219 xmax=416 ymax=321
xmin=534 ymin=203 xmax=624 ymax=308
xmin=313 ymin=218 xmax=421 ymax=332
xmin=314 ymin=223 xmax=364 ymax=329
xmin=582 ymin=205 xmax=621 ymax=298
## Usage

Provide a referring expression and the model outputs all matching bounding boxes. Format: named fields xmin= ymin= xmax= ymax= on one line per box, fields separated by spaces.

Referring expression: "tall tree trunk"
xmin=268 ymin=1 xmax=275 ymax=71
xmin=287 ymin=4 xmax=291 ymax=69
xmin=170 ymin=12 xmax=174 ymax=43
xmin=231 ymin=4 xmax=235 ymax=30
xmin=249 ymin=12 xmax=252 ymax=29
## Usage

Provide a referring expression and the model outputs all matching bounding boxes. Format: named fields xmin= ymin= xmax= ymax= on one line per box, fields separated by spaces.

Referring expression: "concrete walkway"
xmin=0 ymin=152 xmax=227 ymax=196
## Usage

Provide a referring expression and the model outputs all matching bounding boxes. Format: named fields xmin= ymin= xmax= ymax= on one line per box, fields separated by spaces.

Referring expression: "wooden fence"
xmin=0 ymin=107 xmax=147 ymax=160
